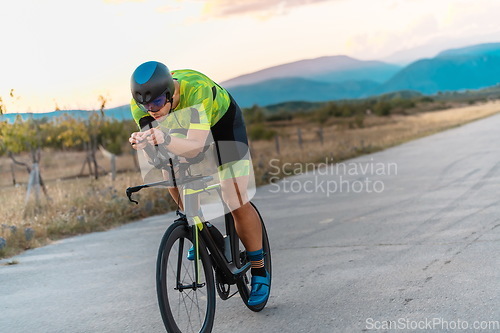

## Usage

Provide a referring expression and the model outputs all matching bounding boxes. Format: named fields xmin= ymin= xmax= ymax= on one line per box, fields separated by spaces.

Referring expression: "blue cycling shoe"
xmin=248 ymin=271 xmax=271 ymax=306
xmin=187 ymin=245 xmax=195 ymax=261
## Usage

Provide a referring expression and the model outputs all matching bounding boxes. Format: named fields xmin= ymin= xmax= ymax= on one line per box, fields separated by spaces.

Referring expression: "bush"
xmin=374 ymin=101 xmax=391 ymax=116
xmin=339 ymin=104 xmax=354 ymax=117
xmin=248 ymin=124 xmax=276 ymax=141
xmin=420 ymin=96 xmax=434 ymax=103
xmin=392 ymin=98 xmax=415 ymax=109
xmin=243 ymin=105 xmax=266 ymax=125
xmin=354 ymin=114 xmax=365 ymax=128
xmin=267 ymin=111 xmax=293 ymax=122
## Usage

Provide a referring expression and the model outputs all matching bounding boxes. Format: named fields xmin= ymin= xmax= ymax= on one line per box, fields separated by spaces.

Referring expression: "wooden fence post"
xmin=317 ymin=127 xmax=324 ymax=145
xmin=99 ymin=145 xmax=116 ymax=181
xmin=111 ymin=155 xmax=116 ymax=181
xmin=297 ymin=128 xmax=303 ymax=149
xmin=275 ymin=136 xmax=280 ymax=155
xmin=11 ymin=163 xmax=16 ymax=186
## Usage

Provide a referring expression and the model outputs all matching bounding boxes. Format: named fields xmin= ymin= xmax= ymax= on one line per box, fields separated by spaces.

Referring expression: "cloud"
xmin=156 ymin=5 xmax=181 ymax=13
xmin=199 ymin=0 xmax=334 ymax=18
xmin=103 ymin=0 xmax=145 ymax=4
xmin=344 ymin=13 xmax=442 ymax=60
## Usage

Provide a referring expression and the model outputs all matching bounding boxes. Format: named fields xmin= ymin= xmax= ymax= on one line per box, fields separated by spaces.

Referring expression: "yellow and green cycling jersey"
xmin=130 ymin=69 xmax=250 ymax=180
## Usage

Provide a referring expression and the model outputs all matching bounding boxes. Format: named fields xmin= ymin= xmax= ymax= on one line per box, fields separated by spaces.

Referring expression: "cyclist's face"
xmin=148 ymin=99 xmax=171 ymax=121
xmin=146 ymin=80 xmax=178 ymax=121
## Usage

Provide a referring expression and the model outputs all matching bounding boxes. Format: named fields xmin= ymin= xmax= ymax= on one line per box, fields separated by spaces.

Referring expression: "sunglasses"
xmin=138 ymin=93 xmax=169 ymax=112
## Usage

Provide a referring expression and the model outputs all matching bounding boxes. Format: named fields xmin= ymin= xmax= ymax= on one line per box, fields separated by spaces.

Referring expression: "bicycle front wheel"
xmin=156 ymin=221 xmax=216 ymax=333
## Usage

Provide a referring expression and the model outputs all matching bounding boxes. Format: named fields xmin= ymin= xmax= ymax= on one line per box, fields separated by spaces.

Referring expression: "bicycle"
xmin=126 ymin=143 xmax=271 ymax=333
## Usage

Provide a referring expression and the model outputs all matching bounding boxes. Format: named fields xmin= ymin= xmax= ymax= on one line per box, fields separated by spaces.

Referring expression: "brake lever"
xmin=126 ymin=186 xmax=143 ymax=204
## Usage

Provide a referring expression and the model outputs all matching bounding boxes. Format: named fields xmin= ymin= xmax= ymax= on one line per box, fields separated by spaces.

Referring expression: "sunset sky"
xmin=1 ymin=0 xmax=500 ymax=113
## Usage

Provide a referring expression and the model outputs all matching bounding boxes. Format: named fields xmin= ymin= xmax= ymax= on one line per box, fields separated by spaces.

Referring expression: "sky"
xmin=1 ymin=0 xmax=500 ymax=113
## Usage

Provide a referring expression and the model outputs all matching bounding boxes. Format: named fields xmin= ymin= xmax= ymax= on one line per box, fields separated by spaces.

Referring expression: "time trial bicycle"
xmin=126 ymin=144 xmax=271 ymax=333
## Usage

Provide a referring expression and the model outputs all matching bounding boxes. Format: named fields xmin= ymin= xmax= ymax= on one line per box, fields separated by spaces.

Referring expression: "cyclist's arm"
xmin=149 ymin=84 xmax=213 ymax=158
xmin=145 ymin=127 xmax=209 ymax=159
xmin=129 ymin=131 xmax=148 ymax=149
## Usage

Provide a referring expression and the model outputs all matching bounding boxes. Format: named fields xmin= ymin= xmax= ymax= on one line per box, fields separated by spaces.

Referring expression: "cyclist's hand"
xmin=145 ymin=128 xmax=166 ymax=146
xmin=129 ymin=132 xmax=148 ymax=150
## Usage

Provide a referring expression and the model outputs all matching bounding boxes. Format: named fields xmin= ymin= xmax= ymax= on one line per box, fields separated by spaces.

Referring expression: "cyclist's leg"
xmin=162 ymin=169 xmax=184 ymax=211
xmin=220 ymin=176 xmax=270 ymax=306
xmin=211 ymin=93 xmax=260 ymax=251
xmin=167 ymin=187 xmax=184 ymax=211
xmin=212 ymin=95 xmax=270 ymax=305
xmin=220 ymin=176 xmax=262 ymax=252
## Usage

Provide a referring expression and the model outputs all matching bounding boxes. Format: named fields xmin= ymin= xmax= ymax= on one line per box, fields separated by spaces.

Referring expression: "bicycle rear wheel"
xmin=236 ymin=203 xmax=272 ymax=312
xmin=156 ymin=220 xmax=216 ymax=333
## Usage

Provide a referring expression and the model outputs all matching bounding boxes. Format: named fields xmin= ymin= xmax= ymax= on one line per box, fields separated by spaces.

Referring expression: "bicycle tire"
xmin=236 ymin=203 xmax=272 ymax=312
xmin=156 ymin=220 xmax=216 ymax=333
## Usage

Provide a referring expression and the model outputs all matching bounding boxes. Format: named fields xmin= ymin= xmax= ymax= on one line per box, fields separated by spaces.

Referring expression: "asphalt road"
xmin=1 ymin=114 xmax=499 ymax=332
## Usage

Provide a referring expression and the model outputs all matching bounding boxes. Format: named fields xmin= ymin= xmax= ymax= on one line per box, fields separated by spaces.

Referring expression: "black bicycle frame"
xmin=127 ymin=178 xmax=251 ymax=290
xmin=127 ymin=143 xmax=252 ymax=291
xmin=182 ymin=181 xmax=251 ymax=286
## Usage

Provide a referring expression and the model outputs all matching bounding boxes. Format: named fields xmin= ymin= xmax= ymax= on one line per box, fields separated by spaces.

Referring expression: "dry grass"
xmin=1 ymin=101 xmax=499 ymax=258
xmin=250 ymin=101 xmax=500 ymax=181
xmin=0 ymin=148 xmax=138 ymax=187
xmin=0 ymin=171 xmax=177 ymax=258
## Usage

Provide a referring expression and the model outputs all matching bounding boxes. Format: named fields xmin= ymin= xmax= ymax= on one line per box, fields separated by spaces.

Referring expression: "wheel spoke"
xmin=180 ymin=292 xmax=195 ymax=332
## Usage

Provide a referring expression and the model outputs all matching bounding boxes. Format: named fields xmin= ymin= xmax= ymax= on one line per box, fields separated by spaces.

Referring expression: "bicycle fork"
xmin=183 ymin=185 xmax=206 ymax=290
xmin=173 ymin=233 xmax=205 ymax=291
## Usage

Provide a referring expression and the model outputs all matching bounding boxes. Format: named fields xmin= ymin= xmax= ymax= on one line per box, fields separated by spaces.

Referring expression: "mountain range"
xmin=2 ymin=42 xmax=500 ymax=122
xmin=0 ymin=105 xmax=132 ymax=124
xmin=222 ymin=56 xmax=401 ymax=87
xmin=224 ymin=42 xmax=500 ymax=107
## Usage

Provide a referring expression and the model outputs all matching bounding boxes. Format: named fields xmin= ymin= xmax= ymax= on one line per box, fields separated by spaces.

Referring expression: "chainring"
xmin=215 ymin=269 xmax=231 ymax=300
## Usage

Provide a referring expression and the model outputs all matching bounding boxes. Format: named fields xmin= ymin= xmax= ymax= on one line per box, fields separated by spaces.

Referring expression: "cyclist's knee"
xmin=222 ymin=190 xmax=249 ymax=211
xmin=220 ymin=178 xmax=250 ymax=211
xmin=230 ymin=201 xmax=253 ymax=219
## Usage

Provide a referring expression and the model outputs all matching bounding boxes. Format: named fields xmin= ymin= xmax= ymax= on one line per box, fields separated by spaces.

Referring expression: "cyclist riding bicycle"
xmin=128 ymin=61 xmax=270 ymax=307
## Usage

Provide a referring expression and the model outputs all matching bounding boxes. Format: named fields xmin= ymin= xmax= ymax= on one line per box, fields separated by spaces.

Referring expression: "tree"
xmin=0 ymin=121 xmax=8 ymax=156
xmin=81 ymin=95 xmax=111 ymax=179
xmin=53 ymin=115 xmax=89 ymax=149
xmin=313 ymin=102 xmax=338 ymax=123
xmin=0 ymin=96 xmax=5 ymax=115
xmin=243 ymin=104 xmax=266 ymax=124
xmin=374 ymin=101 xmax=391 ymax=116
xmin=0 ymin=115 xmax=52 ymax=206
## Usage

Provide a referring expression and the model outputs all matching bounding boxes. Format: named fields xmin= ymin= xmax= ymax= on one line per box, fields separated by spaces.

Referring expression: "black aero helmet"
xmin=131 ymin=61 xmax=175 ymax=104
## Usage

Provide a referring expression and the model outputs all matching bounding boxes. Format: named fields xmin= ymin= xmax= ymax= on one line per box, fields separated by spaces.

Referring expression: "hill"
xmin=437 ymin=42 xmax=500 ymax=57
xmin=225 ymin=42 xmax=500 ymax=107
xmin=0 ymin=105 xmax=132 ymax=124
xmin=221 ymin=55 xmax=400 ymax=87
xmin=377 ymin=43 xmax=500 ymax=95
xmin=226 ymin=78 xmax=379 ymax=108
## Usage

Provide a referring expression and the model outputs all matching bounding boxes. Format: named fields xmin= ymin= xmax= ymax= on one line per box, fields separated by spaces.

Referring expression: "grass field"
xmin=250 ymin=101 xmax=500 ymax=180
xmin=1 ymin=100 xmax=499 ymax=259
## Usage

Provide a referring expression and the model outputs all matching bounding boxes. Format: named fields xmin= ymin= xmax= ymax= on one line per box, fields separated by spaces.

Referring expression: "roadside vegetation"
xmin=1 ymin=89 xmax=500 ymax=259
